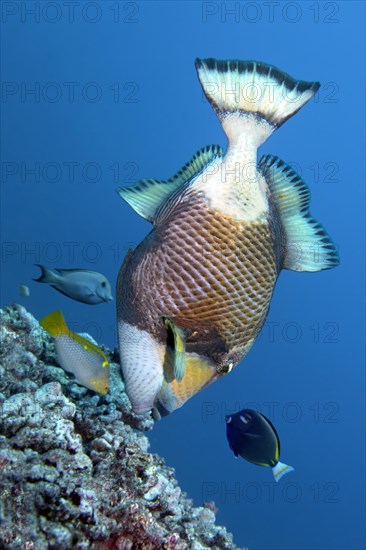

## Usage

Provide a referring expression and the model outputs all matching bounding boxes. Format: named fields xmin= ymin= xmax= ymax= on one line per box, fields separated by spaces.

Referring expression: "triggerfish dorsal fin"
xmin=116 ymin=144 xmax=223 ymax=223
xmin=164 ymin=317 xmax=187 ymax=382
xmin=259 ymin=155 xmax=339 ymax=272
xmin=272 ymin=461 xmax=295 ymax=482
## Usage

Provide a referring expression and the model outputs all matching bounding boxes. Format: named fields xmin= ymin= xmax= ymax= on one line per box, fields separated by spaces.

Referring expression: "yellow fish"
xmin=40 ymin=310 xmax=109 ymax=394
xmin=116 ymin=58 xmax=339 ymax=417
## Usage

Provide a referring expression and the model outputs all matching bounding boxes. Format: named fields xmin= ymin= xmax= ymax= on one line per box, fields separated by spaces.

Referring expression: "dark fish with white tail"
xmin=226 ymin=409 xmax=294 ymax=482
xmin=116 ymin=58 xmax=339 ymax=417
xmin=34 ymin=265 xmax=113 ymax=304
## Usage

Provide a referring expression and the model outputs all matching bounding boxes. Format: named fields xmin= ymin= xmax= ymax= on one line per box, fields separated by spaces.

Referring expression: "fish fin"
xmin=259 ymin=413 xmax=281 ymax=459
xmin=244 ymin=433 xmax=262 ymax=439
xmin=259 ymin=154 xmax=339 ymax=271
xmin=259 ymin=414 xmax=280 ymax=442
xmin=272 ymin=461 xmax=295 ymax=482
xmin=40 ymin=310 xmax=109 ymax=365
xmin=54 ymin=268 xmax=95 ymax=274
xmin=33 ymin=264 xmax=59 ymax=284
xmin=164 ymin=317 xmax=186 ymax=382
xmin=47 ymin=285 xmax=83 ymax=303
xmin=227 ymin=440 xmax=239 ymax=458
xmin=195 ymin=58 xmax=319 ymax=146
xmin=116 ymin=144 xmax=223 ymax=223
xmin=152 ymin=407 xmax=162 ymax=421
xmin=71 ymin=332 xmax=109 ymax=364
xmin=39 ymin=310 xmax=68 ymax=337
xmin=84 ymin=287 xmax=96 ymax=297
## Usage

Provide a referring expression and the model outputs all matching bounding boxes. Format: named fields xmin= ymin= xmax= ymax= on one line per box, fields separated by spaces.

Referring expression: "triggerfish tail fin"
xmin=272 ymin=461 xmax=295 ymax=482
xmin=116 ymin=144 xmax=223 ymax=223
xmin=164 ymin=317 xmax=187 ymax=382
xmin=259 ymin=155 xmax=339 ymax=271
xmin=40 ymin=310 xmax=68 ymax=337
xmin=195 ymin=58 xmax=320 ymax=146
xmin=33 ymin=264 xmax=59 ymax=284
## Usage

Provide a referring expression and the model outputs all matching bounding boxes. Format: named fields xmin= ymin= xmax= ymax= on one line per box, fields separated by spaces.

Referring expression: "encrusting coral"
xmin=0 ymin=304 xmax=243 ymax=550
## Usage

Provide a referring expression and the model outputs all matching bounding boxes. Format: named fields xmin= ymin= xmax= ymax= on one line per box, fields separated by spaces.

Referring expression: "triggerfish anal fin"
xmin=259 ymin=155 xmax=339 ymax=272
xmin=164 ymin=317 xmax=187 ymax=382
xmin=40 ymin=310 xmax=110 ymax=394
xmin=116 ymin=144 xmax=223 ymax=223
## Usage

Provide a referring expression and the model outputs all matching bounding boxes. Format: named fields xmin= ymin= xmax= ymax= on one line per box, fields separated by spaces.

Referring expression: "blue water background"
xmin=1 ymin=2 xmax=365 ymax=549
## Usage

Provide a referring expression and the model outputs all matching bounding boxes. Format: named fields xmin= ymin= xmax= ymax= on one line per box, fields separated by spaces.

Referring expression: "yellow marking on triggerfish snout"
xmin=168 ymin=354 xmax=215 ymax=408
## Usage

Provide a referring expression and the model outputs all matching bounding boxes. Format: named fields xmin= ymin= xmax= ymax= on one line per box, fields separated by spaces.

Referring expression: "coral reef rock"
xmin=0 ymin=304 xmax=243 ymax=550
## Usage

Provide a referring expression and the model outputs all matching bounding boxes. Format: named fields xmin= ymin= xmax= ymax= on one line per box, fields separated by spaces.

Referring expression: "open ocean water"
xmin=1 ymin=1 xmax=365 ymax=549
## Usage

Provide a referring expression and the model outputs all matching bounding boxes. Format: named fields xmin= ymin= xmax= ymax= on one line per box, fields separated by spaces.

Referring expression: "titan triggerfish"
xmin=116 ymin=58 xmax=339 ymax=417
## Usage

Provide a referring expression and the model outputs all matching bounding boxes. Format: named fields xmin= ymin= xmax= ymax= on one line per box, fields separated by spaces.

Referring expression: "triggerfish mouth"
xmin=116 ymin=58 xmax=339 ymax=418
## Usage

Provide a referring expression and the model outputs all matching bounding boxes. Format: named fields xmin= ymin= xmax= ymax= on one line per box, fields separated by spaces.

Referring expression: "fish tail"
xmin=272 ymin=461 xmax=295 ymax=482
xmin=195 ymin=58 xmax=319 ymax=146
xmin=33 ymin=264 xmax=59 ymax=284
xmin=40 ymin=310 xmax=68 ymax=337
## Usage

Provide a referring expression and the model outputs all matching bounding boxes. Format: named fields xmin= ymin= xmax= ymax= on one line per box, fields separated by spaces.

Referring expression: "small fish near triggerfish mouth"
xmin=40 ymin=310 xmax=110 ymax=394
xmin=226 ymin=409 xmax=294 ymax=482
xmin=34 ymin=265 xmax=113 ymax=304
xmin=116 ymin=57 xmax=339 ymax=417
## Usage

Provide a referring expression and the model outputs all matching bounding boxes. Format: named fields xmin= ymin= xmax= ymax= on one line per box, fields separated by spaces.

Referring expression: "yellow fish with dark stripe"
xmin=116 ymin=58 xmax=339 ymax=417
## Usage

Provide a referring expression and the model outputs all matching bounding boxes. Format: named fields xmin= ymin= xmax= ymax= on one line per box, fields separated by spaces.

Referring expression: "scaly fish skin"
xmin=117 ymin=166 xmax=282 ymax=413
xmin=116 ymin=58 xmax=338 ymax=416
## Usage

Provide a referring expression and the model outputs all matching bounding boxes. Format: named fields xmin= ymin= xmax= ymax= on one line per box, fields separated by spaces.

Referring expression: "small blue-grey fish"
xmin=40 ymin=310 xmax=110 ymax=394
xmin=34 ymin=265 xmax=113 ymax=305
xmin=226 ymin=409 xmax=294 ymax=482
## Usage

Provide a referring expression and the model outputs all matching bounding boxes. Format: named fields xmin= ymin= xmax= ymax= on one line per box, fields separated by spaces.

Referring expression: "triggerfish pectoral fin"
xmin=164 ymin=317 xmax=187 ymax=382
xmin=272 ymin=461 xmax=295 ymax=482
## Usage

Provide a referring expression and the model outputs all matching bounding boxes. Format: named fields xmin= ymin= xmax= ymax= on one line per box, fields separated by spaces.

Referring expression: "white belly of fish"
xmin=118 ymin=321 xmax=165 ymax=414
